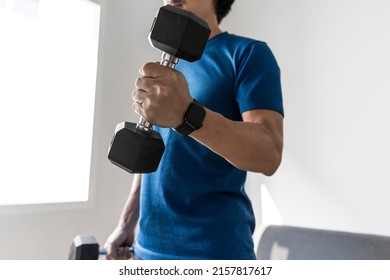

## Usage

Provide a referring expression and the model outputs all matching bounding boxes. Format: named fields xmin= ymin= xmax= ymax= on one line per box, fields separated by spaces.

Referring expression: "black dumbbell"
xmin=107 ymin=5 xmax=210 ymax=173
xmin=68 ymin=235 xmax=133 ymax=260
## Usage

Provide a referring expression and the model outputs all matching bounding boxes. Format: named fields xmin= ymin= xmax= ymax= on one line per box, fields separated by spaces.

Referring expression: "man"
xmin=105 ymin=0 xmax=284 ymax=260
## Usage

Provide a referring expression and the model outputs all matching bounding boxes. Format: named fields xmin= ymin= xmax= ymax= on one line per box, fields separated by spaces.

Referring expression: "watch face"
xmin=185 ymin=102 xmax=206 ymax=129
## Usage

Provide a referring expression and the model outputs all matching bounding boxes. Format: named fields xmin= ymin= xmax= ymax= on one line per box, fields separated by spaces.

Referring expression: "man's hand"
xmin=132 ymin=62 xmax=193 ymax=128
xmin=104 ymin=226 xmax=134 ymax=260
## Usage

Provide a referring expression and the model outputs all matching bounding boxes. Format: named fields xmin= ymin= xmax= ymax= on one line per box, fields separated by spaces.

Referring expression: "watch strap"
xmin=173 ymin=99 xmax=206 ymax=136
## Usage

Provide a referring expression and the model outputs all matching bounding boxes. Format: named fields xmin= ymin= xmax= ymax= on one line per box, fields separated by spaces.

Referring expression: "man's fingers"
xmin=133 ymin=101 xmax=147 ymax=120
xmin=116 ymin=247 xmax=132 ymax=260
xmin=104 ymin=243 xmax=117 ymax=260
xmin=136 ymin=61 xmax=173 ymax=91
xmin=135 ymin=75 xmax=161 ymax=93
xmin=132 ymin=88 xmax=151 ymax=107
xmin=104 ymin=243 xmax=132 ymax=260
xmin=132 ymin=88 xmax=142 ymax=103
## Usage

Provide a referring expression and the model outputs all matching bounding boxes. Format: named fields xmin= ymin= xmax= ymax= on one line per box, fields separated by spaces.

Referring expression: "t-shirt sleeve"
xmin=234 ymin=42 xmax=284 ymax=117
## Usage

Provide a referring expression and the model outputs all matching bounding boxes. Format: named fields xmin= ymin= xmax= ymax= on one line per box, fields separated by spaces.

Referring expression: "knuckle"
xmin=135 ymin=77 xmax=142 ymax=88
xmin=132 ymin=89 xmax=139 ymax=101
xmin=132 ymin=102 xmax=139 ymax=110
xmin=133 ymin=102 xmax=141 ymax=115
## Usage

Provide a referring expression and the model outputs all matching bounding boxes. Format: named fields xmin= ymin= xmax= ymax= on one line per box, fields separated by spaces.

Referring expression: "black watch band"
xmin=173 ymin=99 xmax=206 ymax=136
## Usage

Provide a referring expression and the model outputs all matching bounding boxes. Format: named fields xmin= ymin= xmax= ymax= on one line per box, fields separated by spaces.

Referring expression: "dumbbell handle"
xmin=99 ymin=247 xmax=134 ymax=256
xmin=136 ymin=52 xmax=179 ymax=132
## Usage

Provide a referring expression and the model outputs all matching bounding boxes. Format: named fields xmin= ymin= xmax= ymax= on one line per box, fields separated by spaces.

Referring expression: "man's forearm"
xmin=191 ymin=109 xmax=283 ymax=175
xmin=118 ymin=174 xmax=141 ymax=230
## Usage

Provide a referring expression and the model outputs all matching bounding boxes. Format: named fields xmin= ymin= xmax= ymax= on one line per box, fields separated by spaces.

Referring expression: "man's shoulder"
xmin=213 ymin=32 xmax=270 ymax=57
xmin=222 ymin=32 xmax=267 ymax=47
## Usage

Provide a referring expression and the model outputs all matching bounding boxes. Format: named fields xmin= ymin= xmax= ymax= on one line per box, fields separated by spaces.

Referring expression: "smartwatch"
xmin=173 ymin=99 xmax=206 ymax=136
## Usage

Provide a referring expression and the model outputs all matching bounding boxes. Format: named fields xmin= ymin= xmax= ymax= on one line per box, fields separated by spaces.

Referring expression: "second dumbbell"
xmin=68 ymin=235 xmax=133 ymax=260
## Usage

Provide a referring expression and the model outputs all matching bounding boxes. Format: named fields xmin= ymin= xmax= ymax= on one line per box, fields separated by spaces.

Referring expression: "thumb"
xmin=139 ymin=62 xmax=165 ymax=78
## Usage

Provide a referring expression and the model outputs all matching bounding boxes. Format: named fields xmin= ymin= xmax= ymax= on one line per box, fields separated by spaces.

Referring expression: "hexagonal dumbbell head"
xmin=108 ymin=122 xmax=165 ymax=173
xmin=149 ymin=5 xmax=211 ymax=62
xmin=69 ymin=235 xmax=99 ymax=260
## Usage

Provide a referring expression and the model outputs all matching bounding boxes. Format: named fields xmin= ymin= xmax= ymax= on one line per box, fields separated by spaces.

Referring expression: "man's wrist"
xmin=173 ymin=99 xmax=206 ymax=136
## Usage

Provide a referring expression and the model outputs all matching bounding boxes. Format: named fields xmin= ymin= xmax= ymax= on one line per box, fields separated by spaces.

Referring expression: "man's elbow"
xmin=259 ymin=148 xmax=283 ymax=176
xmin=262 ymin=158 xmax=282 ymax=176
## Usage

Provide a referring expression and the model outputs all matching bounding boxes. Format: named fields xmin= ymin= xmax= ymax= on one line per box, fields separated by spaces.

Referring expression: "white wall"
xmin=0 ymin=0 xmax=162 ymax=260
xmin=222 ymin=0 xmax=390 ymax=237
xmin=1 ymin=0 xmax=390 ymax=259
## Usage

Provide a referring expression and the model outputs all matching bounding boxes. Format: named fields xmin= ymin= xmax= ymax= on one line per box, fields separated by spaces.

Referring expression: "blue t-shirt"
xmin=134 ymin=32 xmax=284 ymax=260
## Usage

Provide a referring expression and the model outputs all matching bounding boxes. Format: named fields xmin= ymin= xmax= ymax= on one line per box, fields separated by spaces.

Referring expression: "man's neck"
xmin=206 ymin=16 xmax=223 ymax=39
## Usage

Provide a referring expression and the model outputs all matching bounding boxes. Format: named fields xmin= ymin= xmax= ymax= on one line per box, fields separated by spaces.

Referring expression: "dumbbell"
xmin=107 ymin=5 xmax=210 ymax=173
xmin=68 ymin=235 xmax=133 ymax=260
